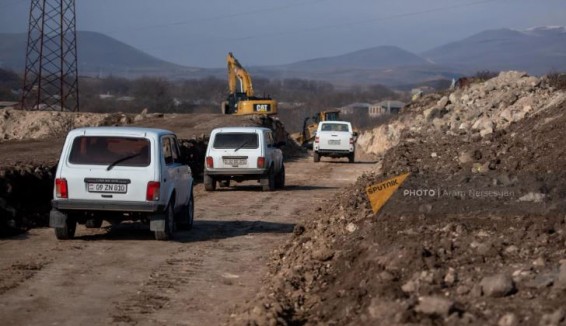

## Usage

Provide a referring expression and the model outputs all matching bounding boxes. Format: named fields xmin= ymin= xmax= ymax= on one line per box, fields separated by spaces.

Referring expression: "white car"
xmin=204 ymin=127 xmax=285 ymax=191
xmin=313 ymin=121 xmax=356 ymax=163
xmin=50 ymin=127 xmax=194 ymax=241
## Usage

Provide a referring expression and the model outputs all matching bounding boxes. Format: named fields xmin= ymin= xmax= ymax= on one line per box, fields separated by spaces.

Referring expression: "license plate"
xmin=223 ymin=158 xmax=247 ymax=167
xmin=328 ymin=139 xmax=341 ymax=145
xmin=88 ymin=183 xmax=127 ymax=193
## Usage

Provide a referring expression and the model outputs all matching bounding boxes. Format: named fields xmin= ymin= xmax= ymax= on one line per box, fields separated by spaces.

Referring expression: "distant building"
xmin=99 ymin=92 xmax=114 ymax=100
xmin=369 ymin=100 xmax=405 ymax=117
xmin=339 ymin=102 xmax=372 ymax=115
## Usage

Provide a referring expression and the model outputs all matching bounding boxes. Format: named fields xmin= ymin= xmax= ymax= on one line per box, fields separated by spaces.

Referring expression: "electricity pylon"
xmin=21 ymin=0 xmax=79 ymax=111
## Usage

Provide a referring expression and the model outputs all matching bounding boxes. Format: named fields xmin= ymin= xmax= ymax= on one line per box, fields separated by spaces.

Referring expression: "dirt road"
xmin=0 ymin=158 xmax=374 ymax=325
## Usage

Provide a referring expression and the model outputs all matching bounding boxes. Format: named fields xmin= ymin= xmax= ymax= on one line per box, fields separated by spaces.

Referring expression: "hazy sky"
xmin=1 ymin=0 xmax=565 ymax=67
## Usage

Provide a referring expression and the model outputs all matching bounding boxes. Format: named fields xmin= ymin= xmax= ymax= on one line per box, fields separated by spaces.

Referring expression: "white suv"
xmin=50 ymin=127 xmax=194 ymax=240
xmin=204 ymin=127 xmax=285 ymax=191
xmin=313 ymin=121 xmax=356 ymax=163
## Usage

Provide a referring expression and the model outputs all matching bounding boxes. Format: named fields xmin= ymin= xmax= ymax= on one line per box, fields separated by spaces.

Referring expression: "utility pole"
xmin=21 ymin=0 xmax=79 ymax=112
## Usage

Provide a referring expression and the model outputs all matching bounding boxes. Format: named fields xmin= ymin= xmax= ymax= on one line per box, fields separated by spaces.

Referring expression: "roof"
xmin=374 ymin=100 xmax=406 ymax=108
xmin=211 ymin=126 xmax=272 ymax=133
xmin=67 ymin=126 xmax=174 ymax=138
xmin=319 ymin=120 xmax=351 ymax=125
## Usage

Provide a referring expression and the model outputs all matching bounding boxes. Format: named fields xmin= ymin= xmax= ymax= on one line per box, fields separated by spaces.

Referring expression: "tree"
xmin=132 ymin=77 xmax=174 ymax=112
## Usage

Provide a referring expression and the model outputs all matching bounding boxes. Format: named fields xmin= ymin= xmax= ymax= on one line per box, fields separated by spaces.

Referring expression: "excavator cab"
xmin=321 ymin=111 xmax=340 ymax=121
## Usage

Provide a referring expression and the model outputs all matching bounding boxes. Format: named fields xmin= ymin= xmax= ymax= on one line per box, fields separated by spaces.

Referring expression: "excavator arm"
xmin=227 ymin=52 xmax=254 ymax=97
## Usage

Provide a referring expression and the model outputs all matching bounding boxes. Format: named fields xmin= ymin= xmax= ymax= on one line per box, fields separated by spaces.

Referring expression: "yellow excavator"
xmin=221 ymin=52 xmax=277 ymax=115
xmin=294 ymin=110 xmax=341 ymax=147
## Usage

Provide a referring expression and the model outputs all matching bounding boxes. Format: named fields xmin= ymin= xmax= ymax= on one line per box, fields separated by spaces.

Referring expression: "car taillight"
xmin=146 ymin=181 xmax=160 ymax=201
xmin=315 ymin=136 xmax=319 ymax=143
xmin=206 ymin=156 xmax=214 ymax=168
xmin=350 ymin=137 xmax=354 ymax=144
xmin=257 ymin=157 xmax=265 ymax=168
xmin=55 ymin=178 xmax=68 ymax=198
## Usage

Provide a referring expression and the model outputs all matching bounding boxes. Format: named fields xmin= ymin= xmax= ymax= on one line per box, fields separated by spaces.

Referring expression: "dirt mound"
xmin=0 ymin=164 xmax=54 ymax=236
xmin=230 ymin=72 xmax=566 ymax=325
xmin=0 ymin=108 xmax=156 ymax=142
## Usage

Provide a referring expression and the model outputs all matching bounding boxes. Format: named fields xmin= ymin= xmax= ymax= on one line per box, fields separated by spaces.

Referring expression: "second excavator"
xmin=293 ymin=110 xmax=341 ymax=148
xmin=222 ymin=52 xmax=277 ymax=115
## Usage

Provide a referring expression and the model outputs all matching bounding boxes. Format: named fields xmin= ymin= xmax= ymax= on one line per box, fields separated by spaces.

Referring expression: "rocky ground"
xmin=230 ymin=72 xmax=566 ymax=325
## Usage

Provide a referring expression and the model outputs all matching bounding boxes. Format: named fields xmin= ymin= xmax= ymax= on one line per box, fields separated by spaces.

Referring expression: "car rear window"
xmin=68 ymin=136 xmax=150 ymax=166
xmin=213 ymin=133 xmax=259 ymax=149
xmin=321 ymin=123 xmax=350 ymax=132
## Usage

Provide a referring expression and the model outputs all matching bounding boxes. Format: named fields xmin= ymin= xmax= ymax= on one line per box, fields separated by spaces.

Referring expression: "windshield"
xmin=213 ymin=133 xmax=259 ymax=149
xmin=68 ymin=136 xmax=150 ymax=167
xmin=320 ymin=123 xmax=350 ymax=132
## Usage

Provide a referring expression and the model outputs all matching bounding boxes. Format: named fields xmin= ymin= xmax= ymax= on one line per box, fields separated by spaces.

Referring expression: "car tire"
xmin=313 ymin=151 xmax=320 ymax=163
xmin=155 ymin=202 xmax=176 ymax=241
xmin=275 ymin=164 xmax=285 ymax=189
xmin=54 ymin=217 xmax=77 ymax=240
xmin=262 ymin=168 xmax=276 ymax=192
xmin=204 ymin=174 xmax=216 ymax=191
xmin=177 ymin=190 xmax=194 ymax=231
xmin=348 ymin=152 xmax=355 ymax=163
xmin=85 ymin=218 xmax=103 ymax=228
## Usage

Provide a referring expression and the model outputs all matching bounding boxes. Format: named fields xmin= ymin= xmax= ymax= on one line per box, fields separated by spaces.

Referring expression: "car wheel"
xmin=85 ymin=218 xmax=103 ymax=228
xmin=178 ymin=190 xmax=194 ymax=231
xmin=262 ymin=168 xmax=276 ymax=191
xmin=204 ymin=174 xmax=216 ymax=191
xmin=348 ymin=152 xmax=355 ymax=163
xmin=155 ymin=202 xmax=175 ymax=241
xmin=313 ymin=151 xmax=320 ymax=163
xmin=54 ymin=216 xmax=77 ymax=240
xmin=275 ymin=164 xmax=285 ymax=189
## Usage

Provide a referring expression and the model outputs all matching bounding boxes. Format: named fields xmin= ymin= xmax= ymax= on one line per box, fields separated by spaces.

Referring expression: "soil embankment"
xmin=231 ymin=72 xmax=566 ymax=325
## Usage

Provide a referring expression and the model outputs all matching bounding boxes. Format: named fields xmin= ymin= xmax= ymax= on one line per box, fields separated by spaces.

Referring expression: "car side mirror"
xmin=352 ymin=131 xmax=359 ymax=137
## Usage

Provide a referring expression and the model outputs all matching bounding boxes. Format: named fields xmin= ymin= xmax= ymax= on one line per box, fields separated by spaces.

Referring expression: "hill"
xmin=422 ymin=27 xmax=566 ymax=74
xmin=1 ymin=27 xmax=565 ymax=87
xmin=0 ymin=31 xmax=204 ymax=78
xmin=247 ymin=46 xmax=449 ymax=87
xmin=280 ymin=45 xmax=429 ymax=71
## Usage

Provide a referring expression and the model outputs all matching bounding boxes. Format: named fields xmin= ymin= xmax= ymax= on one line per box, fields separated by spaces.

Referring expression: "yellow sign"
xmin=366 ymin=173 xmax=410 ymax=213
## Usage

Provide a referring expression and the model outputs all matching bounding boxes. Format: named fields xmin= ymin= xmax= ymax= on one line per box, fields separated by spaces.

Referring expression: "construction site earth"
xmin=1 ymin=71 xmax=565 ymax=325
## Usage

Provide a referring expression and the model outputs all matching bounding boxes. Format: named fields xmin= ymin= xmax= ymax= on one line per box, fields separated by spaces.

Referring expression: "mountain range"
xmin=1 ymin=27 xmax=565 ymax=87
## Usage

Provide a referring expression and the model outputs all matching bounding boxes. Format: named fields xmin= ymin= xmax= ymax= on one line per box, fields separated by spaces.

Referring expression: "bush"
xmin=474 ymin=70 xmax=499 ymax=82
xmin=547 ymin=71 xmax=566 ymax=90
xmin=0 ymin=68 xmax=21 ymax=101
